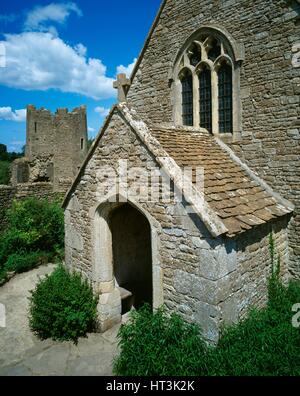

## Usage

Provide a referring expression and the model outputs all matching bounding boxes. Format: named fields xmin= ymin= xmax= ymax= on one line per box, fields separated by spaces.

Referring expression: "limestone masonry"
xmin=63 ymin=0 xmax=300 ymax=341
xmin=127 ymin=0 xmax=300 ymax=277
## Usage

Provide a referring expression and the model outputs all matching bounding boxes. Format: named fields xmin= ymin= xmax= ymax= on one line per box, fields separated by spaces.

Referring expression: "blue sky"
xmin=0 ymin=0 xmax=162 ymax=152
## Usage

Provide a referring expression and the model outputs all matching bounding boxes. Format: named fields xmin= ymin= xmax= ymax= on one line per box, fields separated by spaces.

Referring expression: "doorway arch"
xmin=110 ymin=203 xmax=153 ymax=312
xmin=93 ymin=196 xmax=163 ymax=331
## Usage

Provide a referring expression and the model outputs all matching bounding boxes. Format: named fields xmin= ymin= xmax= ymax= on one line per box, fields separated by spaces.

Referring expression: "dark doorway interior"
xmin=110 ymin=204 xmax=153 ymax=314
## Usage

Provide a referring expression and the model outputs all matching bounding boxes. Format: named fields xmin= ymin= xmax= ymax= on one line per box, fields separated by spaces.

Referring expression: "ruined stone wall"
xmin=65 ymin=110 xmax=290 ymax=341
xmin=127 ymin=0 xmax=300 ymax=276
xmin=25 ymin=105 xmax=88 ymax=192
xmin=14 ymin=183 xmax=59 ymax=200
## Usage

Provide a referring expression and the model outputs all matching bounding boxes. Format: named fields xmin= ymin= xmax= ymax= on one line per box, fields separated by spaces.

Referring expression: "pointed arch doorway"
xmin=93 ymin=197 xmax=161 ymax=331
xmin=110 ymin=203 xmax=153 ymax=313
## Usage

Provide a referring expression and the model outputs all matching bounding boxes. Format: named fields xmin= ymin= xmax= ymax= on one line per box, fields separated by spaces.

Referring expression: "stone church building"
xmin=63 ymin=0 xmax=299 ymax=342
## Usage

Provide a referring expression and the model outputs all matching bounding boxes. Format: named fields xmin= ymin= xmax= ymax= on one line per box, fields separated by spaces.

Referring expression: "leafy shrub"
xmin=114 ymin=279 xmax=300 ymax=376
xmin=0 ymin=251 xmax=53 ymax=284
xmin=29 ymin=265 xmax=98 ymax=343
xmin=0 ymin=228 xmax=26 ymax=266
xmin=5 ymin=198 xmax=64 ymax=253
xmin=113 ymin=305 xmax=208 ymax=376
xmin=0 ymin=198 xmax=64 ymax=282
xmin=5 ymin=252 xmax=51 ymax=273
xmin=0 ymin=161 xmax=10 ymax=185
xmin=214 ymin=283 xmax=300 ymax=376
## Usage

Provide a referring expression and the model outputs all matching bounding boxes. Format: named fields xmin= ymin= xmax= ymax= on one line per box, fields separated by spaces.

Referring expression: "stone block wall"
xmin=221 ymin=217 xmax=290 ymax=325
xmin=64 ymin=109 xmax=290 ymax=341
xmin=127 ymin=0 xmax=300 ymax=276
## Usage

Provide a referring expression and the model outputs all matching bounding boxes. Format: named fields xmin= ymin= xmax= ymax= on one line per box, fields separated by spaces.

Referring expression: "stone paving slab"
xmin=0 ymin=264 xmax=120 ymax=376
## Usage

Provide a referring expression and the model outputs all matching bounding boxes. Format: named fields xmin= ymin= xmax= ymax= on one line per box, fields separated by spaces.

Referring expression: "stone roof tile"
xmin=151 ymin=127 xmax=292 ymax=237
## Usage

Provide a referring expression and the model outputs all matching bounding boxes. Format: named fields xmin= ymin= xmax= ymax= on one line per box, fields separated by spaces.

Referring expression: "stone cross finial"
xmin=113 ymin=73 xmax=131 ymax=103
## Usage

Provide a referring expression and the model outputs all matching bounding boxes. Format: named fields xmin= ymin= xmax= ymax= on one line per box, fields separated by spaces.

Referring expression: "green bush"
xmin=5 ymin=198 xmax=64 ymax=253
xmin=29 ymin=265 xmax=98 ymax=343
xmin=0 ymin=161 xmax=10 ymax=185
xmin=0 ymin=251 xmax=53 ymax=284
xmin=213 ymin=282 xmax=300 ymax=376
xmin=0 ymin=198 xmax=64 ymax=282
xmin=5 ymin=252 xmax=51 ymax=273
xmin=113 ymin=279 xmax=300 ymax=376
xmin=113 ymin=305 xmax=208 ymax=376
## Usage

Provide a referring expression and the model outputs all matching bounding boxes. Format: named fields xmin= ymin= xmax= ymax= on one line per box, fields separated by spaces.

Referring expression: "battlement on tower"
xmin=26 ymin=105 xmax=87 ymax=139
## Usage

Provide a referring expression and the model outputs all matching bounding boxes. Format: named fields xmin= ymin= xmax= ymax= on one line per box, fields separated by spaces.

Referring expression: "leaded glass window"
xmin=218 ymin=63 xmax=233 ymax=133
xmin=199 ymin=67 xmax=212 ymax=132
xmin=176 ymin=30 xmax=239 ymax=134
xmin=181 ymin=72 xmax=194 ymax=126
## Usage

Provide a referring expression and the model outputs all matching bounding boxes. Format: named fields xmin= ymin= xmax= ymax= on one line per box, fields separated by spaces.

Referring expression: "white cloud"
xmin=0 ymin=3 xmax=137 ymax=101
xmin=95 ymin=106 xmax=110 ymax=117
xmin=117 ymin=58 xmax=137 ymax=77
xmin=0 ymin=107 xmax=27 ymax=122
xmin=75 ymin=43 xmax=87 ymax=57
xmin=0 ymin=32 xmax=116 ymax=100
xmin=24 ymin=2 xmax=82 ymax=34
xmin=88 ymin=126 xmax=95 ymax=133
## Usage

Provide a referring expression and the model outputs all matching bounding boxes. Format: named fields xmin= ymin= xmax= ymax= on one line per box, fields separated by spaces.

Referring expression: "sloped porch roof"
xmin=63 ymin=104 xmax=294 ymax=238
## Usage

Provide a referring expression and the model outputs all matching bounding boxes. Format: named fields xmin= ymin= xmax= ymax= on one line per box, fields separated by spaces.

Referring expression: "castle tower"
xmin=12 ymin=105 xmax=88 ymax=192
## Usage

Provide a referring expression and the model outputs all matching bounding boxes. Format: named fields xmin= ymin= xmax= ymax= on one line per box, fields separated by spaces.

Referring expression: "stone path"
xmin=0 ymin=264 xmax=120 ymax=376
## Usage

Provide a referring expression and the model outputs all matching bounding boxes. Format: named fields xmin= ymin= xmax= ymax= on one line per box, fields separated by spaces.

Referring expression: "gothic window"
xmin=188 ymin=44 xmax=201 ymax=67
xmin=174 ymin=28 xmax=242 ymax=136
xmin=218 ymin=63 xmax=233 ymax=133
xmin=208 ymin=39 xmax=221 ymax=62
xmin=181 ymin=70 xmax=194 ymax=126
xmin=199 ymin=66 xmax=212 ymax=132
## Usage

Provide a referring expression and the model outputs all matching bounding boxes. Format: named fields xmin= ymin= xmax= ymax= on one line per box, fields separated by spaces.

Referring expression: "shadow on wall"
xmin=110 ymin=203 xmax=153 ymax=313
